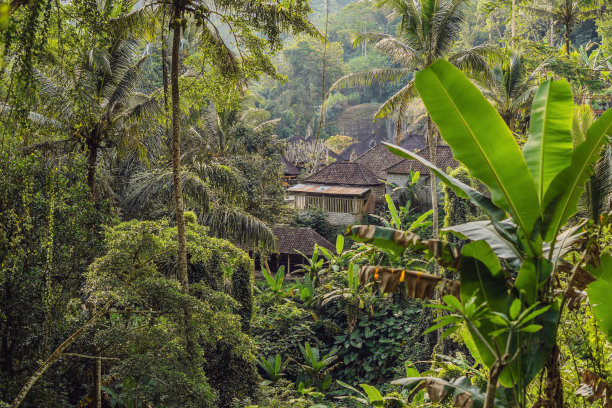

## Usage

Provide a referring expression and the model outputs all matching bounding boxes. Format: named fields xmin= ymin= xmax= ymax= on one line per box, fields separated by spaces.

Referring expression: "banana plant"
xmin=336 ymin=381 xmax=405 ymax=407
xmin=297 ymin=343 xmax=339 ymax=392
xmin=295 ymin=247 xmax=326 ymax=287
xmin=348 ymin=59 xmax=612 ymax=407
xmin=257 ymin=354 xmax=289 ymax=385
xmin=260 ymin=266 xmax=293 ymax=300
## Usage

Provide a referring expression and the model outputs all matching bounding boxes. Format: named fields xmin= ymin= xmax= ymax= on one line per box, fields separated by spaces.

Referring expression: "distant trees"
xmin=329 ymin=0 xmax=492 ymax=244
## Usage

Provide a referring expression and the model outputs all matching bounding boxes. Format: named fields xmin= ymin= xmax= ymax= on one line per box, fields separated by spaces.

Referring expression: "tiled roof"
xmin=399 ymin=133 xmax=426 ymax=151
xmin=282 ymin=155 xmax=300 ymax=176
xmin=272 ymin=225 xmax=335 ymax=256
xmin=305 ymin=162 xmax=383 ymax=186
xmin=339 ymin=134 xmax=378 ymax=161
xmin=386 ymin=145 xmax=460 ymax=175
xmin=354 ymin=144 xmax=404 ymax=178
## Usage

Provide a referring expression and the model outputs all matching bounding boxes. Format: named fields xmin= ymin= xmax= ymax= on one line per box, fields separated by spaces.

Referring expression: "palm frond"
xmin=588 ymin=146 xmax=612 ymax=221
xmin=374 ymin=81 xmax=417 ymax=119
xmin=199 ymin=206 xmax=276 ymax=250
xmin=107 ymin=56 xmax=149 ymax=110
xmin=328 ymin=68 xmax=412 ymax=93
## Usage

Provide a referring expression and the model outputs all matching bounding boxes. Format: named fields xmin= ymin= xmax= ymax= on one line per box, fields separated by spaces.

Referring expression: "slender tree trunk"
xmin=170 ymin=9 xmax=188 ymax=288
xmin=549 ymin=17 xmax=554 ymax=46
xmin=94 ymin=354 xmax=102 ymax=408
xmin=312 ymin=0 xmax=329 ymax=173
xmin=565 ymin=24 xmax=571 ymax=56
xmin=511 ymin=0 xmax=516 ymax=46
xmin=484 ymin=360 xmax=502 ymax=408
xmin=87 ymin=142 xmax=98 ymax=200
xmin=427 ymin=116 xmax=439 ymax=243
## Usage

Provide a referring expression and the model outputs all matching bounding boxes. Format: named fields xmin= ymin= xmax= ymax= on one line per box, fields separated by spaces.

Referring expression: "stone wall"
xmin=326 ymin=211 xmax=362 ymax=226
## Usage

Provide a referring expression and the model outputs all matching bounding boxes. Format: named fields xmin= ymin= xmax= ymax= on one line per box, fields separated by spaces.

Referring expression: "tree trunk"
xmin=427 ymin=116 xmax=439 ymax=244
xmin=565 ymin=19 xmax=572 ymax=56
xmin=86 ymin=142 xmax=98 ymax=200
xmin=170 ymin=9 xmax=188 ymax=288
xmin=533 ymin=345 xmax=564 ymax=408
xmin=94 ymin=354 xmax=102 ymax=408
xmin=484 ymin=360 xmax=502 ymax=408
xmin=511 ymin=0 xmax=516 ymax=45
xmin=549 ymin=17 xmax=554 ymax=46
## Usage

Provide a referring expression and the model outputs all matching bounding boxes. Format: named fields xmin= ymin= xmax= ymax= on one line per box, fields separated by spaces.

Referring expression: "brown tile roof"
xmin=353 ymin=144 xmax=405 ymax=178
xmin=399 ymin=133 xmax=426 ymax=151
xmin=272 ymin=225 xmax=335 ymax=256
xmin=339 ymin=134 xmax=378 ymax=161
xmin=386 ymin=145 xmax=460 ymax=175
xmin=305 ymin=162 xmax=383 ymax=186
xmin=282 ymin=155 xmax=300 ymax=176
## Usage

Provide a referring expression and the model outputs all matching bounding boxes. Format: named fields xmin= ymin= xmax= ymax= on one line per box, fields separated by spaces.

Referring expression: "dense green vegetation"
xmin=1 ymin=0 xmax=611 ymax=407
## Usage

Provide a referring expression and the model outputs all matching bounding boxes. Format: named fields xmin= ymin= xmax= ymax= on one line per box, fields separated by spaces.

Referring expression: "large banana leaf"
xmin=522 ymin=80 xmax=574 ymax=205
xmin=586 ymin=254 xmax=612 ymax=342
xmin=542 ymin=108 xmax=612 ymax=241
xmin=443 ymin=220 xmax=521 ymax=269
xmin=414 ymin=60 xmax=540 ymax=237
xmin=384 ymin=142 xmax=506 ymax=221
xmin=460 ymin=242 xmax=558 ymax=389
xmin=348 ymin=225 xmax=461 ymax=269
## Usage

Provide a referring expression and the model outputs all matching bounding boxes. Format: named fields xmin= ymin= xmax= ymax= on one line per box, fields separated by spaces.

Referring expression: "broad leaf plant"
xmin=349 ymin=60 xmax=612 ymax=407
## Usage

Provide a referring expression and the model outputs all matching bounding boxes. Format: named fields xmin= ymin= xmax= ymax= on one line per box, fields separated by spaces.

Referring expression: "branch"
xmin=9 ymin=301 xmax=112 ymax=408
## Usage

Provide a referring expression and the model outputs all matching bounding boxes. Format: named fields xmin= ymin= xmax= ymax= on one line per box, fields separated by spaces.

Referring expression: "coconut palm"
xmin=124 ymin=158 xmax=276 ymax=248
xmin=31 ymin=38 xmax=157 ymax=196
xmin=572 ymin=105 xmax=612 ymax=220
xmin=328 ymin=0 xmax=493 ymax=243
xmin=525 ymin=0 xmax=604 ymax=55
xmin=477 ymin=53 xmax=543 ymax=132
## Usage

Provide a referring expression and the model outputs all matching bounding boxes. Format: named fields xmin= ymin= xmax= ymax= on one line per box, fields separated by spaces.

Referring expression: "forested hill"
xmin=256 ymin=0 xmax=605 ymax=144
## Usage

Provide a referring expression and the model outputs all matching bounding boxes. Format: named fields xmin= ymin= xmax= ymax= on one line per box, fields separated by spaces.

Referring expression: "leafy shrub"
xmin=332 ymin=301 xmax=435 ymax=385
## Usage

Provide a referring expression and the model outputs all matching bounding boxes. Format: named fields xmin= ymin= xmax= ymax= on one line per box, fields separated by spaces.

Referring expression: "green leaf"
xmin=386 ymin=194 xmax=402 ymax=228
xmin=414 ymin=60 xmax=540 ymax=236
xmin=520 ymin=324 xmax=543 ymax=333
xmin=443 ymin=295 xmax=462 ymax=311
xmin=586 ymin=254 xmax=612 ymax=342
xmin=385 ymin=143 xmax=506 ymax=222
xmin=262 ymin=268 xmax=275 ymax=288
xmin=405 ymin=363 xmax=420 ymax=378
xmin=543 ymin=108 xmax=612 ymax=240
xmin=336 ymin=234 xmax=344 ymax=255
xmin=523 ymin=80 xmax=574 ymax=204
xmin=408 ymin=209 xmax=433 ymax=231
xmin=442 ymin=326 xmax=459 ymax=339
xmin=443 ymin=220 xmax=521 ymax=269
xmin=510 ymin=299 xmax=521 ymax=320
xmin=360 ymin=384 xmax=384 ymax=403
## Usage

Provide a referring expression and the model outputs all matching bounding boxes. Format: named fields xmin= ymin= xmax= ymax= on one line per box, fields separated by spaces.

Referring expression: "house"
xmin=385 ymin=145 xmax=460 ymax=208
xmin=250 ymin=225 xmax=335 ymax=274
xmin=353 ymin=143 xmax=405 ymax=179
xmin=281 ymin=155 xmax=301 ymax=186
xmin=287 ymin=162 xmax=384 ymax=225
xmin=338 ymin=134 xmax=378 ymax=162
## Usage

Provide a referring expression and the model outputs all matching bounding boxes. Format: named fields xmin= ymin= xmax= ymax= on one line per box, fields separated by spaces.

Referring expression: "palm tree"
xmin=525 ymin=0 xmax=604 ymax=55
xmin=572 ymin=105 xmax=612 ymax=220
xmin=477 ymin=53 xmax=543 ymax=132
xmin=165 ymin=0 xmax=316 ymax=287
xmin=329 ymin=0 xmax=492 ymax=243
xmin=31 ymin=39 xmax=157 ymax=196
